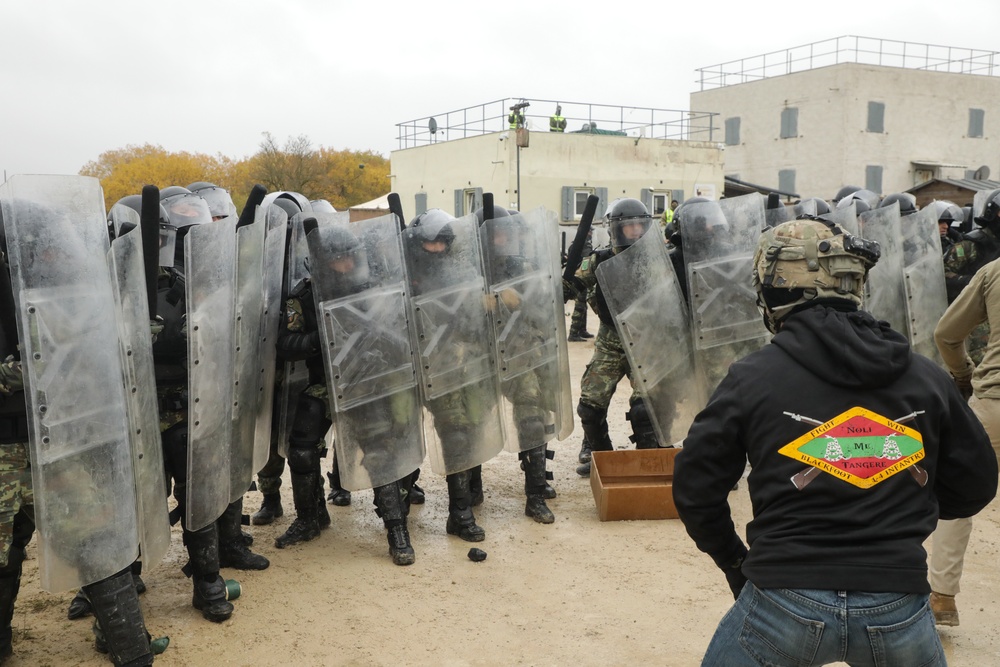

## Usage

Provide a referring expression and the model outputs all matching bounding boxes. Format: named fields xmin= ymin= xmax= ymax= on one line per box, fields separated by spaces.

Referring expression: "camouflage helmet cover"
xmin=752 ymin=217 xmax=880 ymax=331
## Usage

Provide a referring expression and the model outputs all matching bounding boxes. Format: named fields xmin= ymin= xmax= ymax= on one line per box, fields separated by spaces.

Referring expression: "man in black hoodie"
xmin=674 ymin=217 xmax=997 ymax=666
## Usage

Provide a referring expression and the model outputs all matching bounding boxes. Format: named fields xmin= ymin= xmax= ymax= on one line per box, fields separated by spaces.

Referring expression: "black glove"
xmin=724 ymin=562 xmax=748 ymax=600
xmin=953 ymin=374 xmax=973 ymax=401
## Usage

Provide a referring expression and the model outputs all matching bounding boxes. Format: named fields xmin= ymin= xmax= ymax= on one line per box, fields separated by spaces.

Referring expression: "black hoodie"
xmin=674 ymin=304 xmax=997 ymax=594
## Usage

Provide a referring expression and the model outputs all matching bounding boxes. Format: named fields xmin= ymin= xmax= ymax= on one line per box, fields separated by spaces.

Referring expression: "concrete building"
xmin=389 ymin=99 xmax=725 ymax=234
xmin=690 ymin=36 xmax=1000 ymax=201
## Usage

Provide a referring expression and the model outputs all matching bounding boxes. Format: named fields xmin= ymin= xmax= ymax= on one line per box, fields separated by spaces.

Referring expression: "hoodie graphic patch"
xmin=779 ymin=407 xmax=925 ymax=489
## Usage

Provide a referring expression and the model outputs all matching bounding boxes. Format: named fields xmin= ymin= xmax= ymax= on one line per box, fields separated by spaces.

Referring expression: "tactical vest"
xmin=152 ymin=268 xmax=188 ymax=386
xmin=588 ymin=248 xmax=617 ymax=327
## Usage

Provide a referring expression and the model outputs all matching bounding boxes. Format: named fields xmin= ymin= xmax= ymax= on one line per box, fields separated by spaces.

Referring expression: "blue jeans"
xmin=701 ymin=584 xmax=946 ymax=667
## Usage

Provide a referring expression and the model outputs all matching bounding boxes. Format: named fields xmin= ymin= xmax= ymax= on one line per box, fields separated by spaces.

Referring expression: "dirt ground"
xmin=7 ymin=320 xmax=1000 ymax=666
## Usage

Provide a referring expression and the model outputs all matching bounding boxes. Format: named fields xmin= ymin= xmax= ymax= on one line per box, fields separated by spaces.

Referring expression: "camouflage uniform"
xmin=0 ymin=357 xmax=32 ymax=570
xmin=943 ymin=228 xmax=1000 ymax=365
xmin=574 ymin=250 xmax=652 ymax=475
xmin=568 ymin=234 xmax=593 ymax=339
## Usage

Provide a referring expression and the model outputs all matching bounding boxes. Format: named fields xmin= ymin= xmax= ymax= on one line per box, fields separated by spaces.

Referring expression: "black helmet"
xmin=879 ymin=193 xmax=918 ymax=216
xmin=794 ymin=197 xmax=831 ymax=218
xmin=974 ymin=189 xmax=1000 ymax=227
xmin=408 ymin=209 xmax=456 ymax=250
xmin=674 ymin=197 xmax=727 ymax=240
xmin=606 ymin=198 xmax=652 ymax=252
xmin=187 ymin=182 xmax=235 ymax=220
xmin=159 ymin=185 xmax=191 ymax=201
xmin=322 ymin=224 xmax=370 ymax=295
xmin=836 ymin=189 xmax=879 ymax=215
xmin=310 ymin=199 xmax=336 ymax=213
xmin=930 ymin=200 xmax=964 ymax=226
xmin=833 ymin=185 xmax=862 ymax=203
xmin=271 ymin=197 xmax=303 ymax=222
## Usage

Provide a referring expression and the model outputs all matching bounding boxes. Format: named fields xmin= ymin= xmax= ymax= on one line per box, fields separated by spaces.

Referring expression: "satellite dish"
xmin=428 ymin=117 xmax=438 ymax=135
xmin=975 ymin=165 xmax=991 ymax=180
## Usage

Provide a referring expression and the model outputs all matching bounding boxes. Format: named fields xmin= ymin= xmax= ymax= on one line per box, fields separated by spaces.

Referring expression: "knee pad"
xmin=627 ymin=399 xmax=658 ymax=449
xmin=289 ymin=394 xmax=331 ymax=444
xmin=516 ymin=416 xmax=546 ymax=447
xmin=287 ymin=443 xmax=321 ymax=475
xmin=576 ymin=402 xmax=607 ymax=429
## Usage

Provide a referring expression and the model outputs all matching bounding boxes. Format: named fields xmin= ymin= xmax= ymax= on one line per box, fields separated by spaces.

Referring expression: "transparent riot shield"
xmin=404 ymin=213 xmax=505 ymax=475
xmin=107 ymin=213 xmax=171 ymax=569
xmin=230 ymin=215 xmax=266 ymax=501
xmin=859 ymin=204 xmax=907 ymax=333
xmin=766 ymin=204 xmax=792 ymax=228
xmin=307 ymin=214 xmax=424 ymax=490
xmin=0 ymin=174 xmax=138 ymax=592
xmin=597 ymin=227 xmax=704 ymax=446
xmin=901 ymin=206 xmax=948 ymax=364
xmin=275 ymin=211 xmax=348 ymax=458
xmin=480 ymin=208 xmax=573 ymax=453
xmin=185 ymin=218 xmax=237 ymax=531
xmin=251 ymin=205 xmax=287 ymax=472
xmin=825 ymin=205 xmax=859 ymax=236
xmin=681 ymin=193 xmax=770 ymax=393
xmin=974 ymin=189 xmax=991 ymax=221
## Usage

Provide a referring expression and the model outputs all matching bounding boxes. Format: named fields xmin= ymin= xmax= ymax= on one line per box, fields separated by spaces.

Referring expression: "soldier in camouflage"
xmin=568 ymin=230 xmax=594 ymax=341
xmin=943 ymin=189 xmax=1000 ymax=364
xmin=573 ymin=199 xmax=665 ymax=476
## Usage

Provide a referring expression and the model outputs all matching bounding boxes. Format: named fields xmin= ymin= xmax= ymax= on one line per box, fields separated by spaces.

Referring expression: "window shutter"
xmin=780 ymin=108 xmax=798 ymax=139
xmin=454 ymin=189 xmax=464 ymax=216
xmin=867 ymin=102 xmax=885 ymax=133
xmin=640 ymin=188 xmax=652 ymax=212
xmin=778 ymin=169 xmax=796 ymax=194
xmin=865 ymin=166 xmax=883 ymax=195
xmin=969 ymin=108 xmax=985 ymax=138
xmin=414 ymin=192 xmax=427 ymax=217
xmin=725 ymin=117 xmax=741 ymax=145
xmin=595 ymin=187 xmax=609 ymax=219
xmin=561 ymin=186 xmax=574 ymax=221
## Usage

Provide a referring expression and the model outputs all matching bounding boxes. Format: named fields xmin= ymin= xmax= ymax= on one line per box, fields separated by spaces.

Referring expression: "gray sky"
xmin=2 ymin=0 xmax=998 ymax=178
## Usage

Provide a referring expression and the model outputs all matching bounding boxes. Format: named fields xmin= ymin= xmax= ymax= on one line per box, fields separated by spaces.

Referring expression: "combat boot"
xmin=218 ymin=499 xmax=269 ymax=570
xmin=578 ymin=437 xmax=592 ymax=464
xmin=275 ymin=471 xmax=321 ymax=549
xmin=0 ymin=545 xmax=24 ymax=660
xmin=67 ymin=589 xmax=92 ymax=620
xmin=184 ymin=526 xmax=234 ymax=623
xmin=446 ymin=470 xmax=485 ymax=542
xmin=251 ymin=492 xmax=283 ymax=525
xmin=316 ymin=472 xmax=331 ymax=529
xmin=931 ymin=591 xmax=959 ymax=626
xmin=522 ymin=446 xmax=555 ymax=524
xmin=326 ymin=457 xmax=352 ymax=506
xmin=407 ymin=468 xmax=426 ymax=505
xmin=84 ymin=568 xmax=155 ymax=666
xmin=470 ymin=465 xmax=484 ymax=507
xmin=374 ymin=482 xmax=415 ymax=566
xmin=576 ymin=434 xmax=613 ymax=477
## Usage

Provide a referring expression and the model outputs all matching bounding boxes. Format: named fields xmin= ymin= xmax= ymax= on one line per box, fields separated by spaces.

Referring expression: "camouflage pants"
xmin=0 ymin=442 xmax=33 ymax=569
xmin=578 ymin=322 xmax=640 ymax=412
xmin=569 ymin=292 xmax=589 ymax=335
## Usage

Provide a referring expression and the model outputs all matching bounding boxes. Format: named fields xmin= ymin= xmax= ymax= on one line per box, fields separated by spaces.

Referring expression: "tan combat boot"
xmin=930 ymin=591 xmax=959 ymax=627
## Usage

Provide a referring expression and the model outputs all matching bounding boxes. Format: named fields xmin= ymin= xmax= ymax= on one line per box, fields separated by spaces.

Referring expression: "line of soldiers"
xmin=0 ymin=177 xmax=576 ymax=664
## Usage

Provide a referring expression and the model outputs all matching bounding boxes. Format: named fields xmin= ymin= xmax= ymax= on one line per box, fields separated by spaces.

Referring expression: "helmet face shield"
xmin=605 ymin=198 xmax=652 ymax=252
xmin=163 ymin=194 xmax=213 ymax=229
xmin=158 ymin=224 xmax=177 ymax=267
xmin=192 ymin=187 xmax=237 ymax=221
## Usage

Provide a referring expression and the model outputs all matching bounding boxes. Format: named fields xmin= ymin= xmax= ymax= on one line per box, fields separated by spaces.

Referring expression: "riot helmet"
xmin=835 ymin=189 xmax=879 ymax=215
xmin=752 ymin=217 xmax=880 ymax=333
xmin=408 ymin=209 xmax=457 ymax=254
xmin=320 ymin=223 xmax=370 ymax=295
xmin=159 ymin=187 xmax=212 ymax=265
xmin=974 ymin=188 xmax=1000 ymax=228
xmin=674 ymin=197 xmax=728 ymax=242
xmin=832 ymin=185 xmax=862 ymax=204
xmin=187 ymin=182 xmax=237 ymax=221
xmin=310 ymin=199 xmax=336 ymax=213
xmin=794 ymin=197 xmax=831 ymax=218
xmin=475 ymin=205 xmax=523 ymax=258
xmin=930 ymin=200 xmax=964 ymax=226
xmin=606 ymin=198 xmax=652 ymax=253
xmin=879 ymin=193 xmax=918 ymax=216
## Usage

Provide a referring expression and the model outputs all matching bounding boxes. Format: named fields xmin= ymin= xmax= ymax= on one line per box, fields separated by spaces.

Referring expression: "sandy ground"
xmin=7 ymin=319 xmax=1000 ymax=666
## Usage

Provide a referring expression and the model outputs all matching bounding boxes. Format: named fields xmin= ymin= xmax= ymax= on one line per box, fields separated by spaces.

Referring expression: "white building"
xmin=389 ymin=99 xmax=725 ymax=233
xmin=690 ymin=36 xmax=1000 ymax=200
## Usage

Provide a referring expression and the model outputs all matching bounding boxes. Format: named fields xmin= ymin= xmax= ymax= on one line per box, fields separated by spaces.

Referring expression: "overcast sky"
xmin=2 ymin=0 xmax=998 ymax=179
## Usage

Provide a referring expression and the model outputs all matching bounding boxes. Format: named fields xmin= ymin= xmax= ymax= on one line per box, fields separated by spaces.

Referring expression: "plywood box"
xmin=590 ymin=448 xmax=679 ymax=521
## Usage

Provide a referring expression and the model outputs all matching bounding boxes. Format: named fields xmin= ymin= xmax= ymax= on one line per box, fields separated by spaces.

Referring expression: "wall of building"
xmin=692 ymin=63 xmax=1000 ymax=200
xmin=390 ymin=130 xmax=724 ymax=220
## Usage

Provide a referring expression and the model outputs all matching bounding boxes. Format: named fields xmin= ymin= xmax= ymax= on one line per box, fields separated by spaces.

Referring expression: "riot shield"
xmin=107 ymin=213 xmax=171 ymax=569
xmin=597 ymin=226 xmax=704 ymax=446
xmin=404 ymin=213 xmax=505 ymax=475
xmin=251 ymin=205 xmax=287 ymax=472
xmin=974 ymin=188 xmax=991 ymax=222
xmin=0 ymin=174 xmax=138 ymax=592
xmin=901 ymin=206 xmax=948 ymax=363
xmin=825 ymin=204 xmax=859 ymax=236
xmin=185 ymin=217 xmax=237 ymax=531
xmin=229 ymin=214 xmax=266 ymax=501
xmin=307 ymin=213 xmax=424 ymax=490
xmin=681 ymin=192 xmax=770 ymax=393
xmin=859 ymin=204 xmax=907 ymax=332
xmin=480 ymin=207 xmax=573 ymax=453
xmin=275 ymin=211 xmax=348 ymax=458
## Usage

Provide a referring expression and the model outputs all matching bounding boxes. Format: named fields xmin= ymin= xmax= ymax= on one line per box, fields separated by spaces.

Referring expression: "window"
xmin=778 ymin=169 xmax=796 ymax=194
xmin=865 ymin=166 xmax=883 ymax=195
xmin=969 ymin=108 xmax=985 ymax=138
xmin=651 ymin=193 xmax=668 ymax=216
xmin=561 ymin=186 xmax=608 ymax=221
xmin=867 ymin=102 xmax=885 ymax=133
xmin=453 ymin=187 xmax=483 ymax=216
xmin=725 ymin=117 xmax=741 ymax=146
xmin=780 ymin=108 xmax=798 ymax=139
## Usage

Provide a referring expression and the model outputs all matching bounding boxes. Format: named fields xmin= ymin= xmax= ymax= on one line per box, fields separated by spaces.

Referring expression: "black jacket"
xmin=674 ymin=304 xmax=997 ymax=594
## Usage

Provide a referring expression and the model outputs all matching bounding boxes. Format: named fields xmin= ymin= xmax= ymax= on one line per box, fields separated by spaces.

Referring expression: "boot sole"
xmin=527 ymin=511 xmax=555 ymax=524
xmin=446 ymin=525 xmax=486 ymax=542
